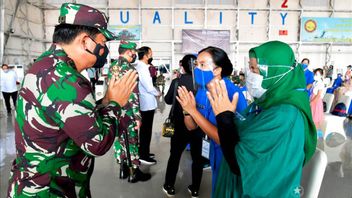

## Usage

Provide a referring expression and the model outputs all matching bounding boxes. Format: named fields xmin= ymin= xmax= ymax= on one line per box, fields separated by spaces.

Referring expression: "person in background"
xmin=326 ymin=65 xmax=334 ymax=82
xmin=149 ymin=62 xmax=158 ymax=86
xmin=172 ymin=69 xmax=181 ymax=79
xmin=156 ymin=71 xmax=166 ymax=94
xmin=204 ymin=41 xmax=316 ymax=197
xmin=163 ymin=55 xmax=204 ymax=197
xmin=1 ymin=64 xmax=19 ymax=115
xmin=301 ymin=58 xmax=314 ymax=97
xmin=87 ymin=68 xmax=98 ymax=90
xmin=345 ymin=65 xmax=352 ymax=83
xmin=176 ymin=46 xmax=247 ymax=197
xmin=310 ymin=68 xmax=325 ymax=139
xmin=136 ymin=46 xmax=161 ymax=165
xmin=323 ymin=65 xmax=328 ymax=77
xmin=326 ymin=73 xmax=343 ymax=94
xmin=341 ymin=116 xmax=352 ymax=172
xmin=238 ymin=72 xmax=246 ymax=88
xmin=332 ymin=74 xmax=352 ymax=109
xmin=108 ymin=41 xmax=151 ymax=183
xmin=7 ymin=3 xmax=138 ymax=197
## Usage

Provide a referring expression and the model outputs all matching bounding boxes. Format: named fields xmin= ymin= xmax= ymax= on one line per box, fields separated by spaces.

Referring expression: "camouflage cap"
xmin=58 ymin=3 xmax=116 ymax=40
xmin=119 ymin=40 xmax=137 ymax=50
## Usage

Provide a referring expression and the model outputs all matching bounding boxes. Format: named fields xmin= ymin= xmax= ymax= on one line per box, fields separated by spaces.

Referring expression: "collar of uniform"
xmin=49 ymin=44 xmax=76 ymax=68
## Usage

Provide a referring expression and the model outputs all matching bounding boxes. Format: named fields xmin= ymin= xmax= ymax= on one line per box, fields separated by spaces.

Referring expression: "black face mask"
xmin=148 ymin=57 xmax=153 ymax=64
xmin=86 ymin=37 xmax=109 ymax=69
xmin=131 ymin=54 xmax=137 ymax=63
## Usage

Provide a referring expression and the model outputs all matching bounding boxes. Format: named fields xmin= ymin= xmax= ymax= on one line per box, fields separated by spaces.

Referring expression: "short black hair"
xmin=2 ymin=64 xmax=8 ymax=68
xmin=198 ymin=46 xmax=233 ymax=78
xmin=301 ymin=58 xmax=310 ymax=64
xmin=181 ymin=54 xmax=197 ymax=75
xmin=53 ymin=24 xmax=100 ymax=44
xmin=118 ymin=47 xmax=130 ymax=55
xmin=239 ymin=73 xmax=245 ymax=77
xmin=313 ymin=68 xmax=323 ymax=75
xmin=138 ymin=46 xmax=151 ymax=60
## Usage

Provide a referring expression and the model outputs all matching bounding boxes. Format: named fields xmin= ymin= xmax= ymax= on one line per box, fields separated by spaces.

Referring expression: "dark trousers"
xmin=164 ymin=127 xmax=203 ymax=191
xmin=2 ymin=91 xmax=17 ymax=113
xmin=139 ymin=110 xmax=155 ymax=159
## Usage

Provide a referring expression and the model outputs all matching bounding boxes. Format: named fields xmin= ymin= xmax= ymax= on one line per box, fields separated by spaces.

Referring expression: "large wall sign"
xmin=182 ymin=30 xmax=230 ymax=54
xmin=301 ymin=17 xmax=352 ymax=43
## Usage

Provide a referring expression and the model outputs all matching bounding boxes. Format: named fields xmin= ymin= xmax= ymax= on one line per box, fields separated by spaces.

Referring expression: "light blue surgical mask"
xmin=301 ymin=64 xmax=308 ymax=70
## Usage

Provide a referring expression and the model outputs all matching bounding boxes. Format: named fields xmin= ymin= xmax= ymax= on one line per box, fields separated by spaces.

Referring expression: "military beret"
xmin=119 ymin=40 xmax=137 ymax=50
xmin=58 ymin=3 xmax=117 ymax=41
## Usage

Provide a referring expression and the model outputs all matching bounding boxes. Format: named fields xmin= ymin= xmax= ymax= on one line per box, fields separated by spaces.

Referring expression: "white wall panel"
xmin=27 ymin=4 xmax=42 ymax=23
xmin=142 ymin=0 xmax=172 ymax=7
xmin=45 ymin=10 xmax=60 ymax=26
xmin=238 ymin=11 xmax=268 ymax=41
xmin=334 ymin=0 xmax=352 ymax=10
xmin=270 ymin=0 xmax=301 ymax=9
xmin=76 ymin=0 xmax=107 ymax=8
xmin=109 ymin=10 xmax=139 ymax=25
xmin=142 ymin=10 xmax=172 ymax=40
xmin=207 ymin=10 xmax=236 ymax=40
xmin=238 ymin=0 xmax=268 ymax=9
xmin=269 ymin=11 xmax=299 ymax=42
xmin=174 ymin=10 xmax=204 ymax=26
xmin=302 ymin=0 xmax=330 ymax=9
xmin=109 ymin=0 xmax=139 ymax=8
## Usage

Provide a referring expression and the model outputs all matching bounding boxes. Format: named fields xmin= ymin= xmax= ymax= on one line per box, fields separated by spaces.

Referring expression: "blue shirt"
xmin=195 ymin=77 xmax=247 ymax=194
xmin=326 ymin=76 xmax=343 ymax=94
xmin=304 ymin=69 xmax=314 ymax=97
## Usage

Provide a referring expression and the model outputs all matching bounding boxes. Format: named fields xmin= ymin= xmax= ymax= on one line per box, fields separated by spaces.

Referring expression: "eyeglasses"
xmin=88 ymin=36 xmax=107 ymax=47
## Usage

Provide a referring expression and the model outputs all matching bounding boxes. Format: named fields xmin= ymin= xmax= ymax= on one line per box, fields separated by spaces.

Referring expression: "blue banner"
xmin=300 ymin=17 xmax=352 ymax=43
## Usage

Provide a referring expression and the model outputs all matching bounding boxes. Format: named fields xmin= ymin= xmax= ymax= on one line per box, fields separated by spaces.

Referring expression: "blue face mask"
xmin=194 ymin=67 xmax=214 ymax=88
xmin=301 ymin=64 xmax=308 ymax=70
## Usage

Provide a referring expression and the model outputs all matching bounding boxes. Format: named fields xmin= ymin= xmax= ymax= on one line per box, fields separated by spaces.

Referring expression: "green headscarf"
xmin=248 ymin=40 xmax=317 ymax=163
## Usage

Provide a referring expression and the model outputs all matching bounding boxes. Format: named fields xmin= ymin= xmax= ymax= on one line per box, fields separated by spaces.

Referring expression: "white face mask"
xmin=314 ymin=73 xmax=322 ymax=81
xmin=245 ymin=64 xmax=294 ymax=99
xmin=245 ymin=70 xmax=267 ymax=99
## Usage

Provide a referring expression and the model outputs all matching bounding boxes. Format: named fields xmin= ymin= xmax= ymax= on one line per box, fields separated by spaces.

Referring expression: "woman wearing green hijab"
xmin=206 ymin=41 xmax=317 ymax=197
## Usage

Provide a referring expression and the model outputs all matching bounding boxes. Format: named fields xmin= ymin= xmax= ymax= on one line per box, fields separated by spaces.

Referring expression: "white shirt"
xmin=312 ymin=79 xmax=324 ymax=99
xmin=136 ymin=60 xmax=159 ymax=111
xmin=1 ymin=69 xmax=18 ymax=93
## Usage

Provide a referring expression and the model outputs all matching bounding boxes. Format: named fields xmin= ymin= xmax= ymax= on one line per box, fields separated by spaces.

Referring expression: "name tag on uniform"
xmin=202 ymin=138 xmax=210 ymax=159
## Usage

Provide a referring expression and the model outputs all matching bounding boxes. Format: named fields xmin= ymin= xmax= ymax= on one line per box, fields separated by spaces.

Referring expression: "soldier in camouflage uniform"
xmin=108 ymin=41 xmax=151 ymax=182
xmin=7 ymin=3 xmax=138 ymax=197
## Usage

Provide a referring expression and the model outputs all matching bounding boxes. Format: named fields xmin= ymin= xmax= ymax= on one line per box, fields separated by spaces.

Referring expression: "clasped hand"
xmin=207 ymin=80 xmax=238 ymax=116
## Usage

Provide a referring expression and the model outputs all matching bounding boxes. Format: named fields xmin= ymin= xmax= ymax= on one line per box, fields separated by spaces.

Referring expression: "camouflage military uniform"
xmin=108 ymin=56 xmax=141 ymax=168
xmin=7 ymin=44 xmax=121 ymax=198
xmin=7 ymin=3 xmax=121 ymax=198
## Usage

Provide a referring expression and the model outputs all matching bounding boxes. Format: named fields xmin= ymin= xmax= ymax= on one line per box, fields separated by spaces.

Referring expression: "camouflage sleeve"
xmin=111 ymin=60 xmax=141 ymax=120
xmin=107 ymin=60 xmax=117 ymax=80
xmin=131 ymin=91 xmax=141 ymax=121
xmin=44 ymin=75 xmax=121 ymax=157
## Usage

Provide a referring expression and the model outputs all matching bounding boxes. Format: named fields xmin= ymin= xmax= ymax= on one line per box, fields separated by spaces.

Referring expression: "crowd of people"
xmin=1 ymin=2 xmax=351 ymax=198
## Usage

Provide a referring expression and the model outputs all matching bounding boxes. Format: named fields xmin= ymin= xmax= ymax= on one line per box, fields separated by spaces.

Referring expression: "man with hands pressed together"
xmin=7 ymin=3 xmax=138 ymax=197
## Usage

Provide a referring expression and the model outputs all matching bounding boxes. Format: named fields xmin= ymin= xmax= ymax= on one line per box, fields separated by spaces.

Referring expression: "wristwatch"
xmin=183 ymin=110 xmax=190 ymax=116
